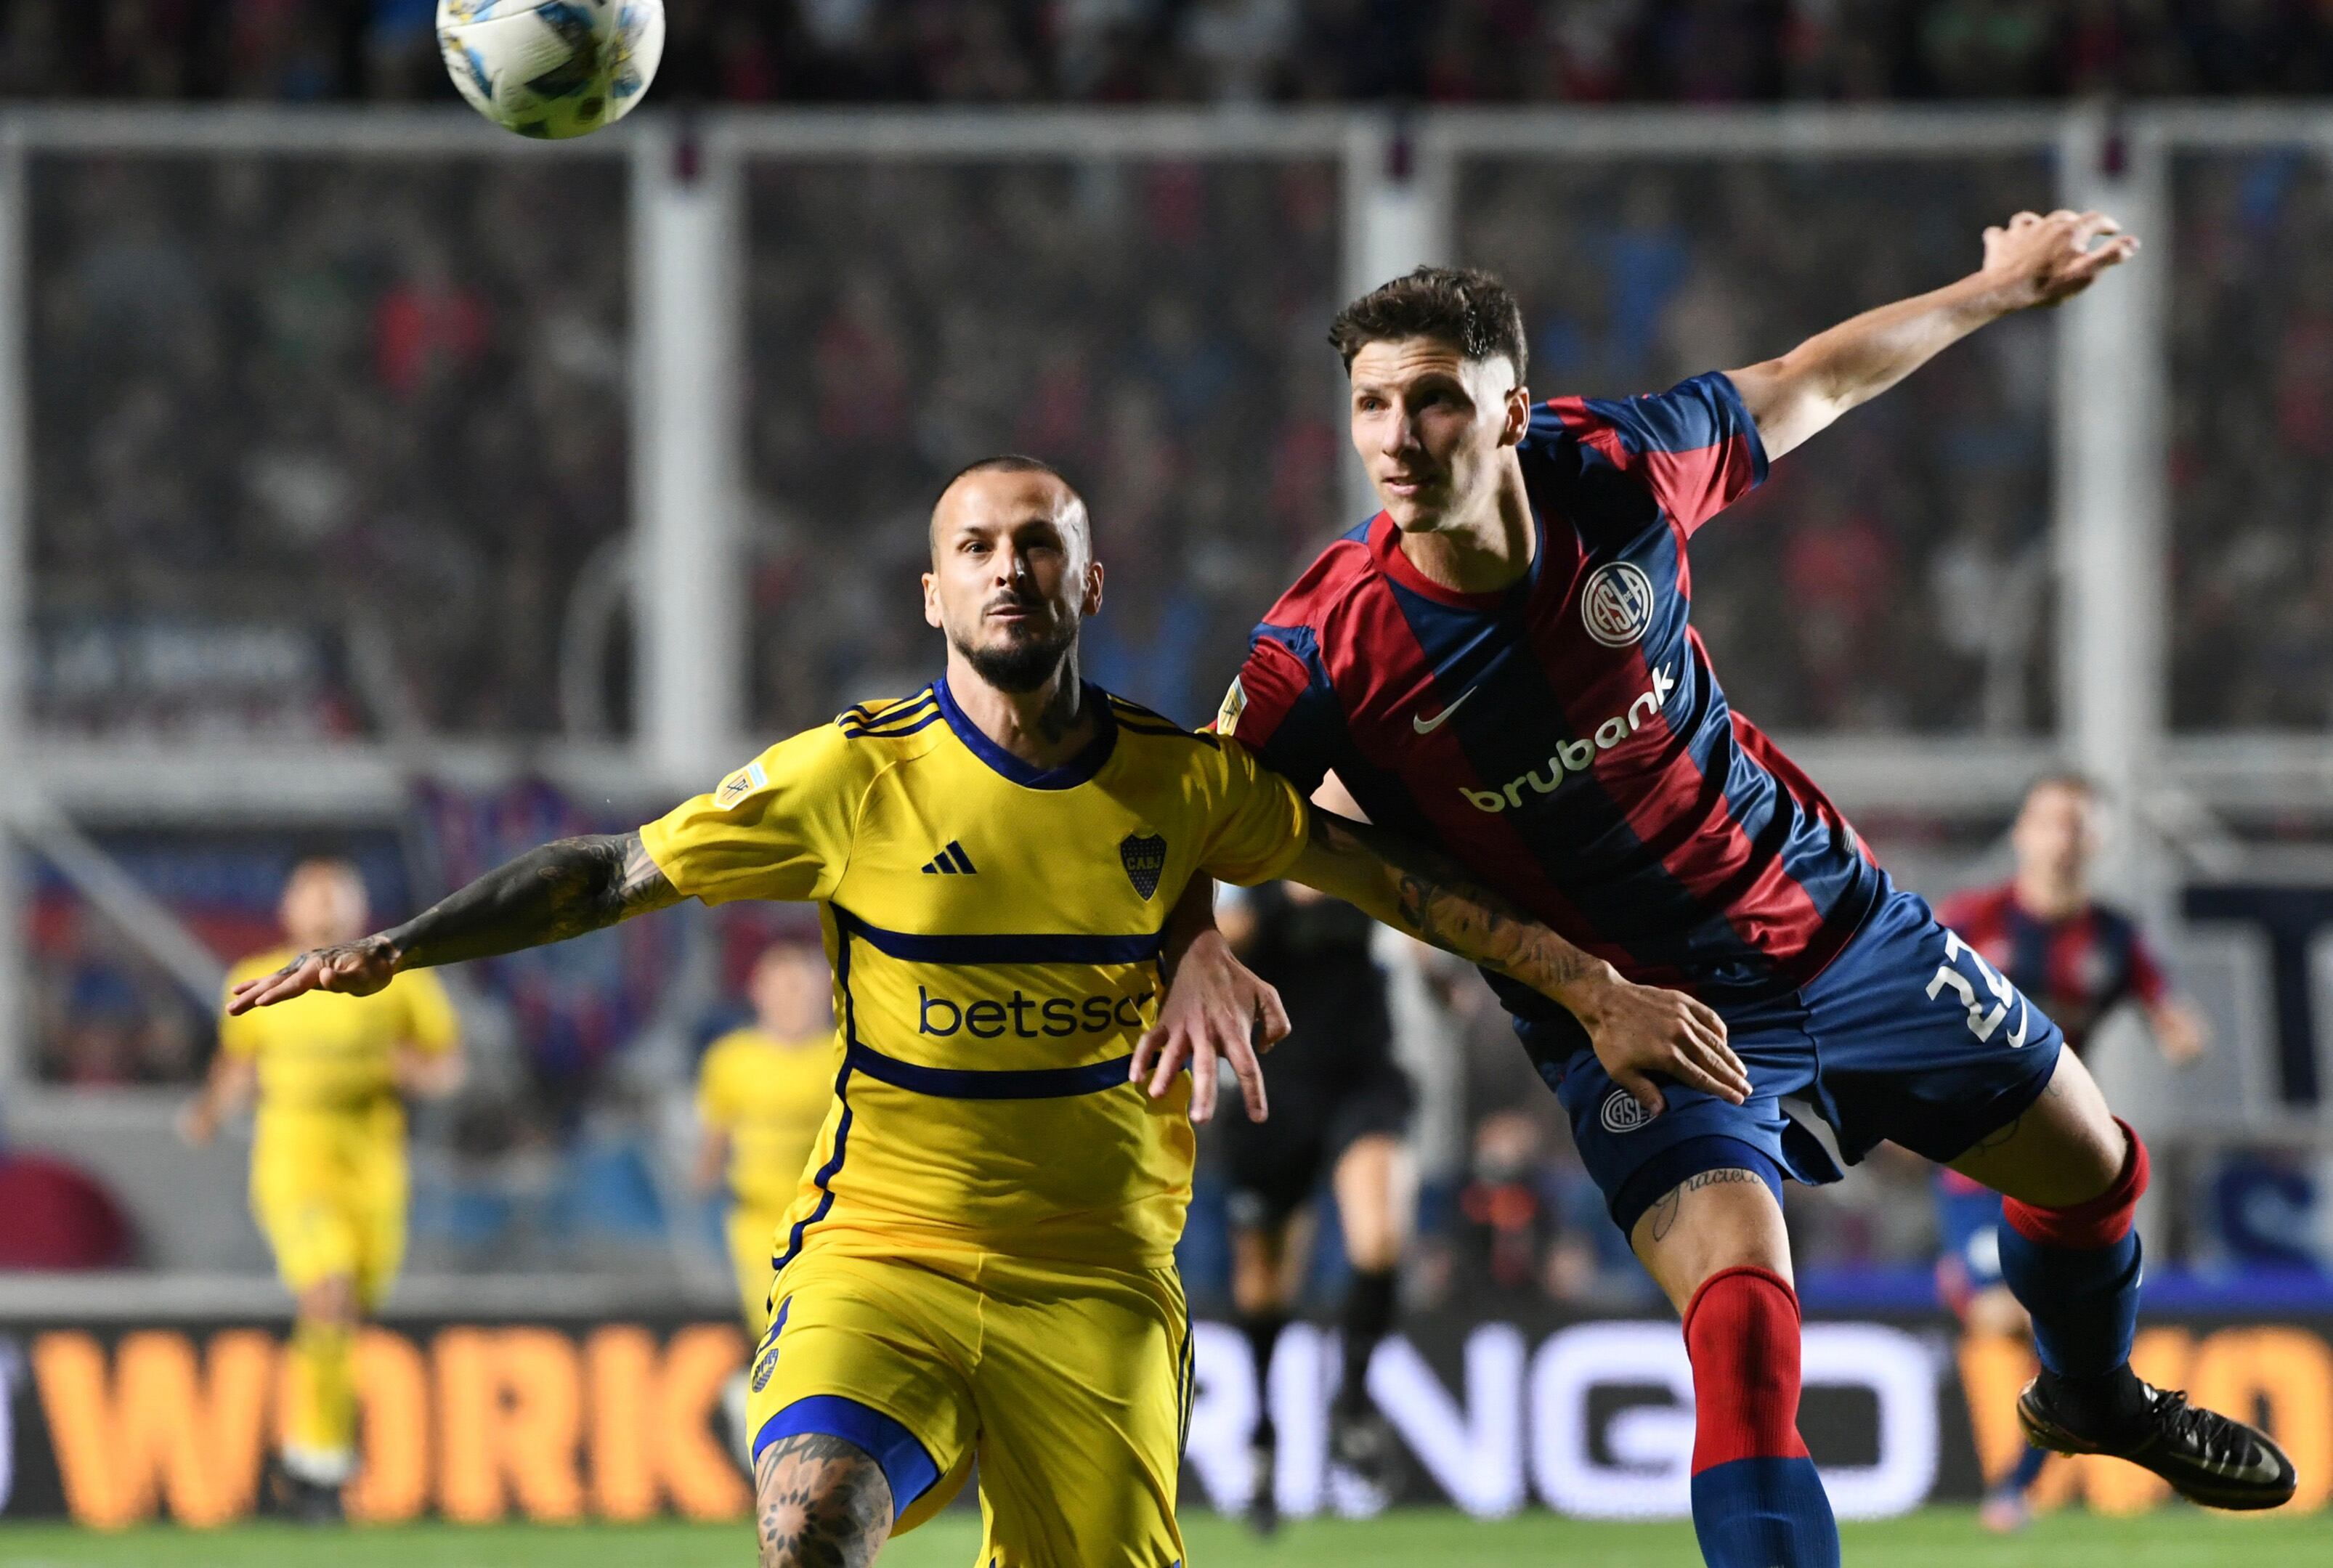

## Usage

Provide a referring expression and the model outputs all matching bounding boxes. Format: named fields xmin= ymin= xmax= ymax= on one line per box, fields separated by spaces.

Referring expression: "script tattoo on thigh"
xmin=1647 ymin=1166 xmax=1766 ymax=1244
xmin=756 ymin=1434 xmax=891 ymax=1568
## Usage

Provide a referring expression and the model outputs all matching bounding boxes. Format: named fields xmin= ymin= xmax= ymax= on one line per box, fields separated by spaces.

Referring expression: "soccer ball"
xmin=437 ymin=1 xmax=665 ymax=141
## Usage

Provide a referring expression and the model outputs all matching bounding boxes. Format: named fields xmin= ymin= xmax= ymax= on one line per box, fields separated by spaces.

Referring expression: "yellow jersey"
xmin=697 ymin=1025 xmax=837 ymax=1211
xmin=641 ymin=679 xmax=1309 ymax=1268
xmin=219 ymin=948 xmax=459 ymax=1116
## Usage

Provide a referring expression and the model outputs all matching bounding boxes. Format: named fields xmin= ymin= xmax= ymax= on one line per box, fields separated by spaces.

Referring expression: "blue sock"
xmin=2003 ymin=1442 xmax=2049 ymax=1493
xmin=1996 ymin=1225 xmax=2142 ymax=1379
xmin=1692 ymin=1458 xmax=1841 ymax=1568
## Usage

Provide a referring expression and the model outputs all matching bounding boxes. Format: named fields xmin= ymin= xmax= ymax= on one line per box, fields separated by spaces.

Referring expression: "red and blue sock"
xmin=1684 ymin=1266 xmax=1841 ymax=1568
xmin=1996 ymin=1120 xmax=2149 ymax=1426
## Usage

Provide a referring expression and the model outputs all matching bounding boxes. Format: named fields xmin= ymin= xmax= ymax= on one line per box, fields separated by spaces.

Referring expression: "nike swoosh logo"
xmin=1413 ymin=688 xmax=1478 ymax=734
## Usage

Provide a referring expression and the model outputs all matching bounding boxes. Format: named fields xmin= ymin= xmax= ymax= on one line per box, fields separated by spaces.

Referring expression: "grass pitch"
xmin=0 ymin=1508 xmax=2327 ymax=1567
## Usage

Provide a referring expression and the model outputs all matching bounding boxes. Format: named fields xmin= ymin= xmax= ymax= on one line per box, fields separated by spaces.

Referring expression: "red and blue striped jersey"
xmin=1220 ymin=372 xmax=1885 ymax=1017
xmin=1933 ymin=882 xmax=2168 ymax=1057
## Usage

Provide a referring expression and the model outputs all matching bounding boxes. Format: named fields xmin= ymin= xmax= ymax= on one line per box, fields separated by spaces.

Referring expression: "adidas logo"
xmin=920 ymin=840 xmax=978 ymax=876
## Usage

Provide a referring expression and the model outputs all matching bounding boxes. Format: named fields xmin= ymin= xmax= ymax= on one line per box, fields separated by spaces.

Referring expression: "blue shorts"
xmin=1516 ymin=883 xmax=2064 ymax=1235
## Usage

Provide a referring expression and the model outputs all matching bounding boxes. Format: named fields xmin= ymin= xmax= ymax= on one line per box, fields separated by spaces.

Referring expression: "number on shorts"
xmin=1927 ymin=931 xmax=2030 ymax=1047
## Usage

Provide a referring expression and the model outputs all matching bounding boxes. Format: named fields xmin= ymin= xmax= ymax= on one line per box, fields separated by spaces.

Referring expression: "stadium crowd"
xmin=2170 ymin=150 xmax=2333 ymax=732
xmin=11 ymin=2 xmax=2333 ymax=105
xmin=31 ymin=155 xmax=632 ymax=736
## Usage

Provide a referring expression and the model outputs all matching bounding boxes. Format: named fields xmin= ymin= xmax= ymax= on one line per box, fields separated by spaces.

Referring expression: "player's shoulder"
xmin=1936 ymin=881 xmax=2013 ymax=930
xmin=1103 ymin=691 xmax=1220 ymax=751
xmin=700 ymin=1026 xmax=761 ymax=1069
xmin=722 ymin=688 xmax=946 ymax=799
xmin=833 ymin=686 xmax=945 ymax=747
xmin=2085 ymin=901 xmax=2143 ymax=943
xmin=1259 ymin=517 xmax=1384 ymax=630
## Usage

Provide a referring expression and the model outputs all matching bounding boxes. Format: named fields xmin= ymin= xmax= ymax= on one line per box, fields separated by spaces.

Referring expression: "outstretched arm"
xmin=226 ymin=832 xmax=682 ymax=1015
xmin=1283 ymin=811 xmax=1750 ymax=1112
xmin=1729 ymin=208 xmax=2139 ymax=461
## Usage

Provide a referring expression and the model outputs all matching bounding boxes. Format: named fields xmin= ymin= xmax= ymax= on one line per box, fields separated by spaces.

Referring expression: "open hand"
xmin=1128 ymin=930 xmax=1291 ymax=1124
xmin=1981 ymin=209 xmax=2139 ymax=310
xmin=1562 ymin=969 xmax=1750 ymax=1114
xmin=225 ymin=936 xmax=399 ymax=1015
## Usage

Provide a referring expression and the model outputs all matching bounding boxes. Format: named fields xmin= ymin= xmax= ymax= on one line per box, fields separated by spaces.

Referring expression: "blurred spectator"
xmin=744 ymin=158 xmax=1339 ymax=731
xmin=19 ymin=3 xmax=2333 ymax=106
xmin=1461 ymin=154 xmax=2058 ymax=731
xmin=30 ymin=157 xmax=630 ymax=737
xmin=2171 ymin=149 xmax=2333 ymax=731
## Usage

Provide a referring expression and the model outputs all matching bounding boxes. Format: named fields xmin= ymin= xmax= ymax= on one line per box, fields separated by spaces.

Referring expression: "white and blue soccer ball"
xmin=437 ymin=1 xmax=665 ymax=140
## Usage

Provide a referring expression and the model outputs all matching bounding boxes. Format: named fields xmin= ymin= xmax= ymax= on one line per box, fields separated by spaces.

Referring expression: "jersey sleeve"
xmin=1539 ymin=370 xmax=1768 ymax=539
xmin=639 ymin=726 xmax=869 ymax=906
xmin=1215 ymin=629 xmax=1343 ymax=797
xmin=397 ymin=969 xmax=460 ymax=1055
xmin=1194 ymin=736 xmax=1311 ymax=887
xmin=695 ymin=1038 xmax=739 ymax=1127
xmin=217 ymin=961 xmax=270 ymax=1060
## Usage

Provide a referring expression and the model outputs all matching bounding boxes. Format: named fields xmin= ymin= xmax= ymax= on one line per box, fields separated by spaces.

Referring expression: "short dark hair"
xmin=929 ymin=453 xmax=1090 ymax=556
xmin=939 ymin=452 xmax=1072 ymax=494
xmin=1329 ymin=265 xmax=1527 ymax=381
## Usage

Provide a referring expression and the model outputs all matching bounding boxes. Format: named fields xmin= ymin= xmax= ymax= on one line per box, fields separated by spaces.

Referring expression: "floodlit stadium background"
xmin=2 ymin=0 xmax=2333 ymax=1538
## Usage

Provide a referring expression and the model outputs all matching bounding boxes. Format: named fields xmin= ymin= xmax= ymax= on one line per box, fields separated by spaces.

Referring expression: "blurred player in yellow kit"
xmin=181 ymin=857 xmax=463 ymax=1523
xmin=694 ymin=939 xmax=839 ymax=1337
xmin=227 ymin=460 xmax=1722 ymax=1567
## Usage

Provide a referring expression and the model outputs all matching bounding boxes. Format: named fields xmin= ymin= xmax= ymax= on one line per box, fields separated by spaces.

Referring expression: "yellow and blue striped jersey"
xmin=219 ymin=948 xmax=458 ymax=1115
xmin=640 ymin=678 xmax=1309 ymax=1267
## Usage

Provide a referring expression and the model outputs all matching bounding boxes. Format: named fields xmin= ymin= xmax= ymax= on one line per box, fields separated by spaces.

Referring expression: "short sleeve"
xmin=397 ymin=970 xmax=460 ymax=1055
xmin=1216 ymin=632 xmax=1339 ymax=796
xmin=696 ymin=1039 xmax=739 ymax=1126
xmin=1540 ymin=370 xmax=1767 ymax=537
xmin=1196 ymin=736 xmax=1311 ymax=887
xmin=218 ymin=964 xmax=267 ymax=1060
xmin=639 ymin=726 xmax=869 ymax=906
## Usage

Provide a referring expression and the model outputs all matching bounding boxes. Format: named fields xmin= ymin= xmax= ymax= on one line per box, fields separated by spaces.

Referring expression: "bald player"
xmin=225 ymin=458 xmax=1729 ymax=1567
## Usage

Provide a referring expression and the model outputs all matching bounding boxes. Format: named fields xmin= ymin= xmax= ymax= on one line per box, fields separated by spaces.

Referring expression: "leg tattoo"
xmin=755 ymin=1433 xmax=893 ymax=1568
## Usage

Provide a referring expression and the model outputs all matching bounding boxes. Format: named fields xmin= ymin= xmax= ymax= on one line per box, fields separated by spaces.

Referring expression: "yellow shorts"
xmin=249 ymin=1110 xmax=408 ymax=1312
xmin=746 ymin=1242 xmax=1192 ymax=1567
xmin=726 ymin=1204 xmax=788 ymax=1338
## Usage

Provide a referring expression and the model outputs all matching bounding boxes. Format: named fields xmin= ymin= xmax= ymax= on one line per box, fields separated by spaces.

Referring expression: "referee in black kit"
xmin=1217 ymin=797 xmax=1417 ymax=1532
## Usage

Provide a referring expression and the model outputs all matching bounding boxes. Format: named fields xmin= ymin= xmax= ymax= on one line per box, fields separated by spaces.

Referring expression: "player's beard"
xmin=954 ymin=615 xmax=1078 ymax=694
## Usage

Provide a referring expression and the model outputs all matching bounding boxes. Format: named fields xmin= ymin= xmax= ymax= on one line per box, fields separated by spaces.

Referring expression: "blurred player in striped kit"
xmin=1935 ymin=773 xmax=2207 ymax=1531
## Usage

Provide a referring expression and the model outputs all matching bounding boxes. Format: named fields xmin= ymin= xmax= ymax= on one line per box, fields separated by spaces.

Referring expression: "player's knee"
xmin=755 ymin=1434 xmax=893 ymax=1568
xmin=2003 ymin=1118 xmax=2149 ymax=1250
xmin=299 ymin=1276 xmax=357 ymax=1328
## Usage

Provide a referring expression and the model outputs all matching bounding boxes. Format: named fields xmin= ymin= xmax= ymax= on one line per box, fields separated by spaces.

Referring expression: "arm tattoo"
xmin=1307 ymin=811 xmax=1594 ymax=991
xmin=382 ymin=832 xmax=681 ymax=972
xmin=1645 ymin=1166 xmax=1767 ymax=1244
xmin=755 ymin=1433 xmax=892 ymax=1568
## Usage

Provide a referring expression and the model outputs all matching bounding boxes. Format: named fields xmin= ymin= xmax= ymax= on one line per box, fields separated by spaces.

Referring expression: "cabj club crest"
xmin=1119 ymin=832 xmax=1167 ymax=900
